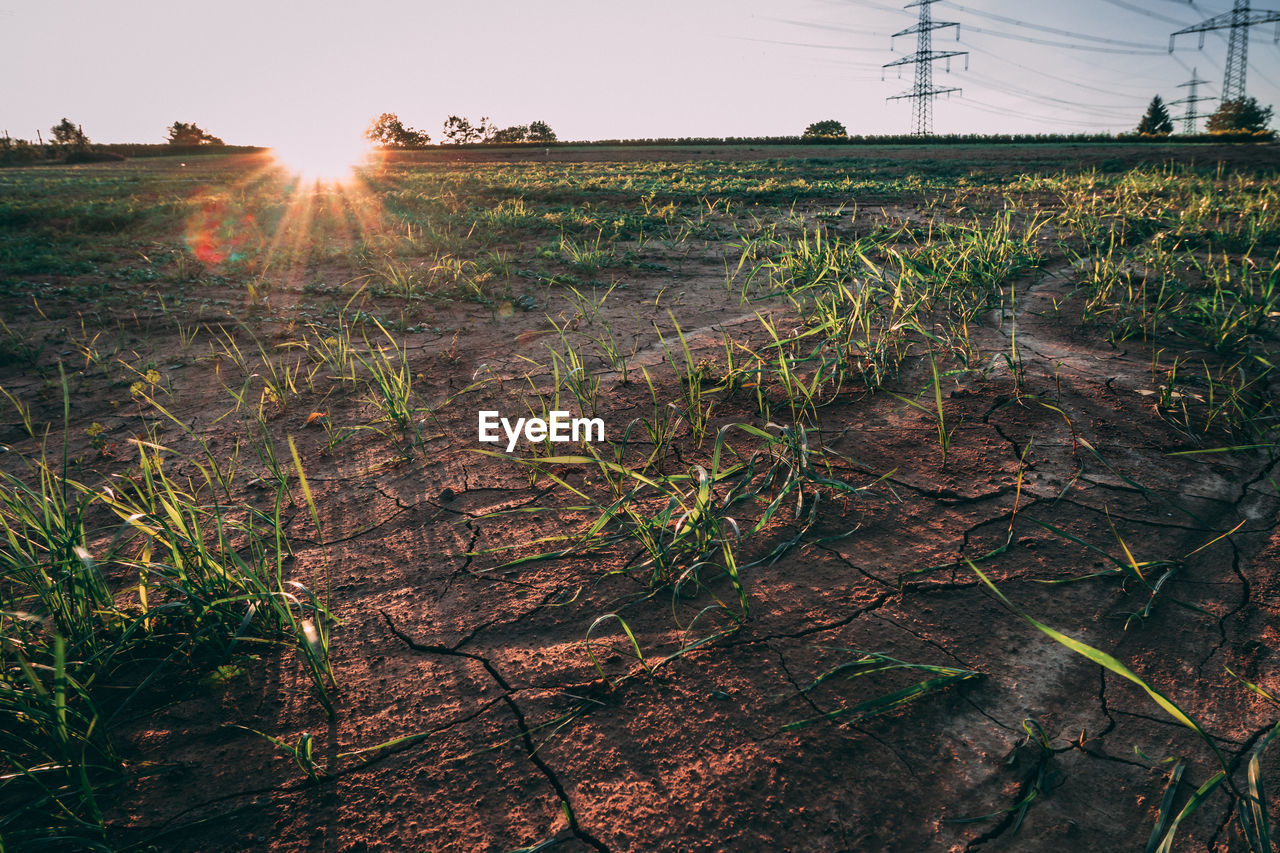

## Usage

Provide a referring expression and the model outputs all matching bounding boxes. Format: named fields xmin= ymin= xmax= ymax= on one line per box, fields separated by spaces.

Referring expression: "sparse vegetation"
xmin=0 ymin=141 xmax=1277 ymax=851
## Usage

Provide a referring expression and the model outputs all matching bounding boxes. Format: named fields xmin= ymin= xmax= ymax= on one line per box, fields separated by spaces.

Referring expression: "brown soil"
xmin=4 ymin=145 xmax=1279 ymax=853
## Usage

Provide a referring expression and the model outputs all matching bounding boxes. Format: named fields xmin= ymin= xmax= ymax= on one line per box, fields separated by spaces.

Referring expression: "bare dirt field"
xmin=1 ymin=143 xmax=1278 ymax=852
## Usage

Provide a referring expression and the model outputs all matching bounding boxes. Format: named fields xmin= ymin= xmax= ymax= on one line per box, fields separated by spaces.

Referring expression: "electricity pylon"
xmin=1170 ymin=0 xmax=1280 ymax=102
xmin=884 ymin=0 xmax=968 ymax=136
xmin=1168 ymin=68 xmax=1216 ymax=133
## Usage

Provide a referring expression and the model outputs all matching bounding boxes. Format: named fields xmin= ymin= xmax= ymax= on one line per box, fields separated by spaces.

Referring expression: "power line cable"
xmin=843 ymin=0 xmax=1170 ymax=51
xmin=937 ymin=1 xmax=1166 ymax=49
xmin=732 ymin=35 xmax=888 ymax=53
xmin=961 ymin=41 xmax=1170 ymax=96
xmin=1097 ymin=0 xmax=1199 ymax=27
xmin=774 ymin=17 xmax=896 ymax=41
xmin=958 ymin=24 xmax=1170 ymax=54
xmin=962 ymin=69 xmax=1147 ymax=114
xmin=960 ymin=97 xmax=1127 ymax=127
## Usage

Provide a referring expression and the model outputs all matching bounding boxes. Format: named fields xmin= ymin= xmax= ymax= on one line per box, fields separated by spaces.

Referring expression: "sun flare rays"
xmin=182 ymin=142 xmax=393 ymax=304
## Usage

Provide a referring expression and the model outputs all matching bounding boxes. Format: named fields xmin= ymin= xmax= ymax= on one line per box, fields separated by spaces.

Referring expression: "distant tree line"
xmin=364 ymin=112 xmax=557 ymax=148
xmin=1 ymin=118 xmax=234 ymax=165
xmin=571 ymin=131 xmax=1274 ymax=147
xmin=2 ymin=106 xmax=1274 ymax=168
xmin=0 ymin=118 xmax=123 ymax=164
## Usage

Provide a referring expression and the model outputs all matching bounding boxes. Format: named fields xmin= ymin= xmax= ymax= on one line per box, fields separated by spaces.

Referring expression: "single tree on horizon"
xmin=166 ymin=121 xmax=223 ymax=146
xmin=527 ymin=120 xmax=556 ymax=143
xmin=50 ymin=117 xmax=89 ymax=150
xmin=802 ymin=119 xmax=848 ymax=140
xmin=1137 ymin=96 xmax=1174 ymax=136
xmin=442 ymin=115 xmax=494 ymax=145
xmin=1206 ymin=97 xmax=1274 ymax=135
xmin=365 ymin=113 xmax=431 ymax=148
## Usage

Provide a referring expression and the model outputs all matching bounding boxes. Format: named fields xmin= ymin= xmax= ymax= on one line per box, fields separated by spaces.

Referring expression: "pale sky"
xmin=2 ymin=0 xmax=1277 ymax=146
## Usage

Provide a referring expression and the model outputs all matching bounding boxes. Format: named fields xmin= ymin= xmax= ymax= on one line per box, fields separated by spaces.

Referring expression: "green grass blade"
xmin=1155 ymin=770 xmax=1226 ymax=853
xmin=968 ymin=563 xmax=1229 ymax=772
xmin=1145 ymin=762 xmax=1186 ymax=853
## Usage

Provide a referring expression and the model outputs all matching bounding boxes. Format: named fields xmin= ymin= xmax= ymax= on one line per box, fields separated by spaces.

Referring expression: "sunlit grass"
xmin=0 ymin=149 xmax=1277 ymax=849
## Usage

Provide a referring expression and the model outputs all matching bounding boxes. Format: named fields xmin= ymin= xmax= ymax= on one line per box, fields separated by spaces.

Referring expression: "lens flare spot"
xmin=185 ymin=195 xmax=260 ymax=265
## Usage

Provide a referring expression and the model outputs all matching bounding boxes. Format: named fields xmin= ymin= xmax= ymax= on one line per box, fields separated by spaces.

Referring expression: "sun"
xmin=270 ymin=133 xmax=373 ymax=185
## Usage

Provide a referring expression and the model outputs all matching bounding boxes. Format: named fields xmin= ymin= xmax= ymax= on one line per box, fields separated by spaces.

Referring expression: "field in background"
xmin=1 ymin=143 xmax=1278 ymax=852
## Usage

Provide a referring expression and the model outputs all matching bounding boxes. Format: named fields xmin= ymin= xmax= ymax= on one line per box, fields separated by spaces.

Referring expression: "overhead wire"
xmin=936 ymin=1 xmax=1167 ymax=49
xmin=1096 ymin=0 xmax=1200 ymax=27
xmin=961 ymin=70 xmax=1145 ymax=115
xmin=731 ymin=35 xmax=887 ymax=53
xmin=961 ymin=41 xmax=1170 ymax=96
xmin=959 ymin=97 xmax=1125 ymax=128
xmin=955 ymin=24 xmax=1169 ymax=55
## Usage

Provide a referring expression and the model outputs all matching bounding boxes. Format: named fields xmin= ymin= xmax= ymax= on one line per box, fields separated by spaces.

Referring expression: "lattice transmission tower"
xmin=1170 ymin=0 xmax=1280 ymax=102
xmin=1169 ymin=68 xmax=1216 ymax=133
xmin=883 ymin=0 xmax=968 ymax=136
